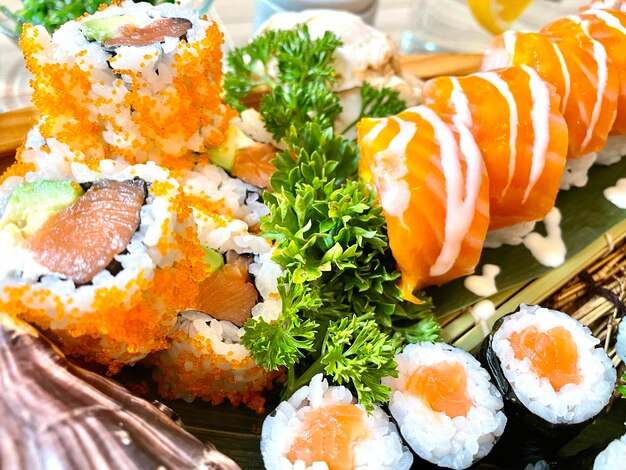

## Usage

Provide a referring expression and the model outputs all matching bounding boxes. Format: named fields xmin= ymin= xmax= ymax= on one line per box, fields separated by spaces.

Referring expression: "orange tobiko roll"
xmin=19 ymin=1 xmax=235 ymax=169
xmin=357 ymin=105 xmax=490 ymax=297
xmin=423 ymin=65 xmax=568 ymax=229
xmin=0 ymin=146 xmax=203 ymax=374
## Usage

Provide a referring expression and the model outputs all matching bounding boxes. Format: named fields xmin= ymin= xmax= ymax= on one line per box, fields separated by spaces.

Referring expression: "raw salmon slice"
xmin=423 ymin=65 xmax=568 ymax=229
xmin=287 ymin=404 xmax=369 ymax=470
xmin=27 ymin=179 xmax=145 ymax=285
xmin=577 ymin=9 xmax=626 ymax=135
xmin=357 ymin=105 xmax=490 ymax=298
xmin=510 ymin=325 xmax=581 ymax=391
xmin=482 ymin=27 xmax=618 ymax=158
xmin=105 ymin=18 xmax=193 ymax=47
xmin=540 ymin=16 xmax=619 ymax=156
xmin=195 ymin=252 xmax=258 ymax=327
xmin=231 ymin=143 xmax=278 ymax=189
xmin=406 ymin=360 xmax=472 ymax=418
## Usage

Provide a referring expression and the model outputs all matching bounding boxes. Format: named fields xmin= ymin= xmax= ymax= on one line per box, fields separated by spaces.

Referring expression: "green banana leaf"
xmin=428 ymin=157 xmax=626 ymax=318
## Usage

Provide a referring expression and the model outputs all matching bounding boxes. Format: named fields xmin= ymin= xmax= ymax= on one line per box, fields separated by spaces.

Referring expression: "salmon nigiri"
xmin=540 ymin=16 xmax=619 ymax=154
xmin=482 ymin=27 xmax=618 ymax=158
xmin=576 ymin=9 xmax=626 ymax=136
xmin=423 ymin=65 xmax=568 ymax=230
xmin=357 ymin=105 xmax=490 ymax=297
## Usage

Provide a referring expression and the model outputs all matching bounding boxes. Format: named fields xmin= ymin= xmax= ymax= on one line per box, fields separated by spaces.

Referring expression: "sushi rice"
xmin=594 ymin=434 xmax=626 ymax=470
xmin=491 ymin=304 xmax=616 ymax=424
xmin=150 ymin=162 xmax=283 ymax=411
xmin=261 ymin=373 xmax=413 ymax=470
xmin=0 ymin=138 xmax=202 ymax=372
xmin=384 ymin=342 xmax=507 ymax=470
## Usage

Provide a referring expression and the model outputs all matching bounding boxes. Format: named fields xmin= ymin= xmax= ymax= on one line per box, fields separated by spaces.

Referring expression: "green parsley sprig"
xmin=229 ymin=25 xmax=440 ymax=410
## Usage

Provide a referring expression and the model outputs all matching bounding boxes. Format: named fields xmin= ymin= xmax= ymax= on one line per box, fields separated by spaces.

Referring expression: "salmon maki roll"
xmin=150 ymin=162 xmax=283 ymax=412
xmin=480 ymin=304 xmax=616 ymax=461
xmin=482 ymin=27 xmax=619 ymax=161
xmin=423 ymin=65 xmax=568 ymax=230
xmin=383 ymin=343 xmax=507 ymax=469
xmin=261 ymin=374 xmax=413 ymax=470
xmin=0 ymin=140 xmax=201 ymax=373
xmin=357 ymin=106 xmax=490 ymax=297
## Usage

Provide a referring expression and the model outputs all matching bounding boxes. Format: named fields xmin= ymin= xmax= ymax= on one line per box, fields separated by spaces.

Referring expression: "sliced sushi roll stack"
xmin=383 ymin=342 xmax=507 ymax=470
xmin=423 ymin=65 xmax=568 ymax=230
xmin=480 ymin=304 xmax=617 ymax=461
xmin=358 ymin=106 xmax=490 ymax=296
xmin=482 ymin=8 xmax=626 ymax=187
xmin=261 ymin=374 xmax=413 ymax=470
xmin=594 ymin=434 xmax=626 ymax=469
xmin=19 ymin=0 xmax=234 ymax=167
xmin=150 ymin=163 xmax=283 ymax=412
xmin=0 ymin=141 xmax=203 ymax=373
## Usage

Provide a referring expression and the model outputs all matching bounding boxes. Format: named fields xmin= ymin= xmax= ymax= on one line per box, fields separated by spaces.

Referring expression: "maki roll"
xmin=481 ymin=304 xmax=617 ymax=460
xmin=594 ymin=434 xmax=626 ymax=469
xmin=0 ymin=142 xmax=201 ymax=372
xmin=261 ymin=374 xmax=413 ymax=470
xmin=150 ymin=163 xmax=283 ymax=412
xmin=383 ymin=342 xmax=507 ymax=470
xmin=19 ymin=0 xmax=234 ymax=167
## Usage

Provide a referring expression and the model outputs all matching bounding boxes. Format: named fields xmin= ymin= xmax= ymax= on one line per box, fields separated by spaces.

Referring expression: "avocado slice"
xmin=207 ymin=125 xmax=256 ymax=172
xmin=201 ymin=246 xmax=225 ymax=274
xmin=0 ymin=181 xmax=84 ymax=238
xmin=81 ymin=15 xmax=137 ymax=44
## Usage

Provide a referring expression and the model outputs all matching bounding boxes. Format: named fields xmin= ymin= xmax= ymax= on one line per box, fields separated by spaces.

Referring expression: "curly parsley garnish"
xmin=229 ymin=26 xmax=440 ymax=409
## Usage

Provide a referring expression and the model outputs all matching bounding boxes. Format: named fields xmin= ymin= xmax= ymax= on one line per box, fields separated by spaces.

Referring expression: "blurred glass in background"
xmin=253 ymin=0 xmax=378 ymax=31
xmin=401 ymin=0 xmax=587 ymax=54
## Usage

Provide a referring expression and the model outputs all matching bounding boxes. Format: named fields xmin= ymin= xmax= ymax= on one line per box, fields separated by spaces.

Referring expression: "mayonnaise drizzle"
xmin=474 ymin=71 xmax=518 ymax=197
xmin=470 ymin=299 xmax=496 ymax=336
xmin=412 ymin=107 xmax=483 ymax=278
xmin=568 ymin=15 xmax=609 ymax=150
xmin=373 ymin=117 xmax=415 ymax=219
xmin=464 ymin=264 xmax=501 ymax=297
xmin=585 ymin=9 xmax=626 ymax=36
xmin=449 ymin=77 xmax=473 ymax=127
xmin=551 ymin=43 xmax=571 ymax=113
xmin=604 ymin=178 xmax=626 ymax=208
xmin=522 ymin=65 xmax=551 ymax=202
xmin=363 ymin=118 xmax=389 ymax=144
xmin=523 ymin=207 xmax=567 ymax=267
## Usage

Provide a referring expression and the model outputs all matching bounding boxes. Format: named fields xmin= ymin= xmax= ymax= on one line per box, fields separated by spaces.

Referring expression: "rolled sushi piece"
xmin=150 ymin=163 xmax=283 ymax=412
xmin=383 ymin=342 xmax=507 ymax=470
xmin=357 ymin=105 xmax=490 ymax=298
xmin=480 ymin=304 xmax=617 ymax=460
xmin=594 ymin=434 xmax=626 ymax=469
xmin=482 ymin=26 xmax=619 ymax=188
xmin=261 ymin=373 xmax=413 ymax=470
xmin=0 ymin=141 xmax=202 ymax=373
xmin=423 ymin=65 xmax=568 ymax=230
xmin=19 ymin=0 xmax=234 ymax=167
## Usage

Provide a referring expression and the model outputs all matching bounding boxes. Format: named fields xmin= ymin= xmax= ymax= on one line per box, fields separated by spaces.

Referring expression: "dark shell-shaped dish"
xmin=0 ymin=312 xmax=240 ymax=470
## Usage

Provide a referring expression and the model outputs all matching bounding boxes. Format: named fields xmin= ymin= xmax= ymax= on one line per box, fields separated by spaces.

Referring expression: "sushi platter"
xmin=1 ymin=1 xmax=626 ymax=469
